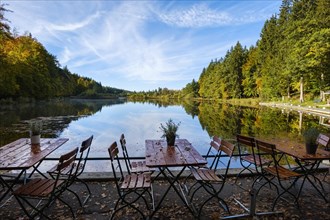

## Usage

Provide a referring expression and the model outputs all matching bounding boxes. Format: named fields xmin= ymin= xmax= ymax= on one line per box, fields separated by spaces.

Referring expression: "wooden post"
xmin=300 ymin=77 xmax=304 ymax=103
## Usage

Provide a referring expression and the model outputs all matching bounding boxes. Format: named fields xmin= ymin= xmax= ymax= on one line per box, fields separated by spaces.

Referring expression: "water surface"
xmin=1 ymin=99 xmax=329 ymax=172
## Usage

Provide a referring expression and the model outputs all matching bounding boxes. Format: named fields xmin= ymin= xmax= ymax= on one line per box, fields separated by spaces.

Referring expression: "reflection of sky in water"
xmin=44 ymin=102 xmax=214 ymax=172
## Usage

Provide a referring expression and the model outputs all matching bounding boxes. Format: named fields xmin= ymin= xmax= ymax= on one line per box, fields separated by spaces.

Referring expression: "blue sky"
xmin=4 ymin=0 xmax=282 ymax=92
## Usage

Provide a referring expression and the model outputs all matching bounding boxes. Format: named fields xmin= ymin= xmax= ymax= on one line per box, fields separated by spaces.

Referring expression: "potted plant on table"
xmin=159 ymin=119 xmax=180 ymax=147
xmin=30 ymin=120 xmax=42 ymax=145
xmin=303 ymin=127 xmax=320 ymax=154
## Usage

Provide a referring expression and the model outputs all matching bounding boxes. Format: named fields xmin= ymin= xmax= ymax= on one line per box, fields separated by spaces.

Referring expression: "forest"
xmin=132 ymin=0 xmax=330 ymax=103
xmin=0 ymin=3 xmax=127 ymax=101
xmin=1 ymin=0 xmax=329 ymax=102
xmin=190 ymin=0 xmax=330 ymax=101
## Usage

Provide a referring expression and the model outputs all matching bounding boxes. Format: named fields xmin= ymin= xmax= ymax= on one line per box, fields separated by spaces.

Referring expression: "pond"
xmin=1 ymin=99 xmax=329 ymax=172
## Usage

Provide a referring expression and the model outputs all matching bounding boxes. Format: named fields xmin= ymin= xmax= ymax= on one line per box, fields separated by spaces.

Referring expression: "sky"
xmin=3 ymin=0 xmax=282 ymax=92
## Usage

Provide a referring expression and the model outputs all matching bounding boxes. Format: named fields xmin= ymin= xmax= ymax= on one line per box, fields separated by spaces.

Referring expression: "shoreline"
xmin=259 ymin=102 xmax=330 ymax=117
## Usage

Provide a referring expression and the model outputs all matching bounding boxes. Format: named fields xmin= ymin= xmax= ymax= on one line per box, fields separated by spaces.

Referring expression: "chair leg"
xmin=57 ymin=196 xmax=76 ymax=218
xmin=254 ymin=175 xmax=279 ymax=198
xmin=235 ymin=163 xmax=254 ymax=184
xmin=271 ymin=178 xmax=300 ymax=211
xmin=14 ymin=196 xmax=52 ymax=220
xmin=66 ymin=187 xmax=83 ymax=207
xmin=111 ymin=195 xmax=147 ymax=220
xmin=75 ymin=177 xmax=92 ymax=205
xmin=323 ymin=167 xmax=329 ymax=181
xmin=189 ymin=184 xmax=203 ymax=203
xmin=197 ymin=185 xmax=230 ymax=219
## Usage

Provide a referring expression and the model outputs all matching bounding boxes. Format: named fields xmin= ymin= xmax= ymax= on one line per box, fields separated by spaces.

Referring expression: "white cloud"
xmin=49 ymin=11 xmax=102 ymax=32
xmin=3 ymin=0 xmax=281 ymax=91
xmin=158 ymin=4 xmax=233 ymax=28
xmin=157 ymin=2 xmax=279 ymax=28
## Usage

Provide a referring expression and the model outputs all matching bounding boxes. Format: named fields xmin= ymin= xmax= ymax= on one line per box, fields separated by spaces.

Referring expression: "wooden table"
xmin=276 ymin=144 xmax=330 ymax=203
xmin=145 ymin=139 xmax=207 ymax=217
xmin=0 ymin=138 xmax=69 ymax=203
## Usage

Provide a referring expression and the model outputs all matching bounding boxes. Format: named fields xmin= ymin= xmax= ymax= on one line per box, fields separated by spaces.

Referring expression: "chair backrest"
xmin=237 ymin=134 xmax=255 ymax=148
xmin=55 ymin=147 xmax=79 ymax=189
xmin=316 ymin=133 xmax=330 ymax=149
xmin=108 ymin=142 xmax=124 ymax=192
xmin=255 ymin=139 xmax=277 ymax=171
xmin=217 ymin=139 xmax=235 ymax=180
xmin=76 ymin=135 xmax=93 ymax=176
xmin=236 ymin=134 xmax=258 ymax=165
xmin=119 ymin=134 xmax=132 ymax=174
xmin=206 ymin=136 xmax=221 ymax=169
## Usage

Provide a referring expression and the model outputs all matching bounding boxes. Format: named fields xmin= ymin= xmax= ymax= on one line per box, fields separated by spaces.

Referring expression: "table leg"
xmin=150 ymin=166 xmax=196 ymax=218
xmin=0 ymin=170 xmax=26 ymax=206
xmin=28 ymin=160 xmax=48 ymax=179
xmin=295 ymin=159 xmax=328 ymax=203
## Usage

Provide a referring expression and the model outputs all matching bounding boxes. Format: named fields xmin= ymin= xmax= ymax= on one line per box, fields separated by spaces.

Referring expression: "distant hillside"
xmin=0 ymin=4 xmax=129 ymax=100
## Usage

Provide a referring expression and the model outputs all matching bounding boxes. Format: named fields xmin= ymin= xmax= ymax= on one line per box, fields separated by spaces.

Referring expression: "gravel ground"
xmin=0 ymin=173 xmax=329 ymax=220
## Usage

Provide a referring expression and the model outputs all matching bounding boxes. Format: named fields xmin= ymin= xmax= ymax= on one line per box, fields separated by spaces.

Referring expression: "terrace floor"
xmin=1 ymin=172 xmax=329 ymax=220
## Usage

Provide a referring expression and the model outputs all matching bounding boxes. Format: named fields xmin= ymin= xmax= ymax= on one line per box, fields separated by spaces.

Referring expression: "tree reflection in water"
xmin=0 ymin=99 xmax=328 ymax=172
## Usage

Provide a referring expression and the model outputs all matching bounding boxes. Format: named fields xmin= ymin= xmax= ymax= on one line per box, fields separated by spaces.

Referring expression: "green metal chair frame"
xmin=235 ymin=135 xmax=257 ymax=181
xmin=108 ymin=141 xmax=154 ymax=220
xmin=254 ymin=139 xmax=302 ymax=211
xmin=13 ymin=147 xmax=79 ymax=219
xmin=188 ymin=139 xmax=235 ymax=219
xmin=48 ymin=135 xmax=93 ymax=206
xmin=119 ymin=134 xmax=154 ymax=174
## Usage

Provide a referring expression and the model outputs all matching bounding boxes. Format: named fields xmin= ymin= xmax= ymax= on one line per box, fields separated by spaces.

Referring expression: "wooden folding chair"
xmin=13 ymin=147 xmax=79 ymax=219
xmin=235 ymin=135 xmax=257 ymax=181
xmin=318 ymin=134 xmax=330 ymax=180
xmin=119 ymin=134 xmax=154 ymax=174
xmin=108 ymin=141 xmax=154 ymax=220
xmin=235 ymin=135 xmax=272 ymax=187
xmin=254 ymin=139 xmax=303 ymax=211
xmin=48 ymin=135 xmax=93 ymax=206
xmin=293 ymin=133 xmax=330 ymax=184
xmin=188 ymin=139 xmax=235 ymax=219
xmin=183 ymin=136 xmax=221 ymax=189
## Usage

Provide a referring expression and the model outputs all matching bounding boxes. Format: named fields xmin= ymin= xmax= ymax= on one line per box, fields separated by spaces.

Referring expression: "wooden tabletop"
xmin=145 ymin=139 xmax=207 ymax=168
xmin=276 ymin=144 xmax=330 ymax=161
xmin=0 ymin=138 xmax=69 ymax=170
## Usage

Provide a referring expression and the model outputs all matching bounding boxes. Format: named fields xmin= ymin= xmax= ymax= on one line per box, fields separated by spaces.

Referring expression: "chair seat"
xmin=13 ymin=178 xmax=64 ymax=197
xmin=191 ymin=168 xmax=222 ymax=182
xmin=264 ymin=166 xmax=302 ymax=180
xmin=131 ymin=161 xmax=154 ymax=173
xmin=121 ymin=173 xmax=151 ymax=189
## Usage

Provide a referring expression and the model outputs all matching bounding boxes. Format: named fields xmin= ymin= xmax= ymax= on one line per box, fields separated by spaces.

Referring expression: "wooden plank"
xmin=1 ymin=138 xmax=68 ymax=170
xmin=145 ymin=139 xmax=206 ymax=168
xmin=0 ymin=139 xmax=32 ymax=167
xmin=30 ymin=179 xmax=55 ymax=196
xmin=145 ymin=140 xmax=156 ymax=167
xmin=143 ymin=173 xmax=151 ymax=187
xmin=121 ymin=175 xmax=131 ymax=189
xmin=6 ymin=138 xmax=68 ymax=169
xmin=146 ymin=140 xmax=167 ymax=167
xmin=128 ymin=174 xmax=137 ymax=189
xmin=178 ymin=140 xmax=207 ymax=165
xmin=162 ymin=147 xmax=179 ymax=166
xmin=136 ymin=174 xmax=144 ymax=188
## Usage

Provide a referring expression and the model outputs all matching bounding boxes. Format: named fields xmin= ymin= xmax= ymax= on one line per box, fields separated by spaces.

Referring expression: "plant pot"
xmin=31 ymin=134 xmax=40 ymax=145
xmin=305 ymin=143 xmax=318 ymax=154
xmin=166 ymin=136 xmax=176 ymax=146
